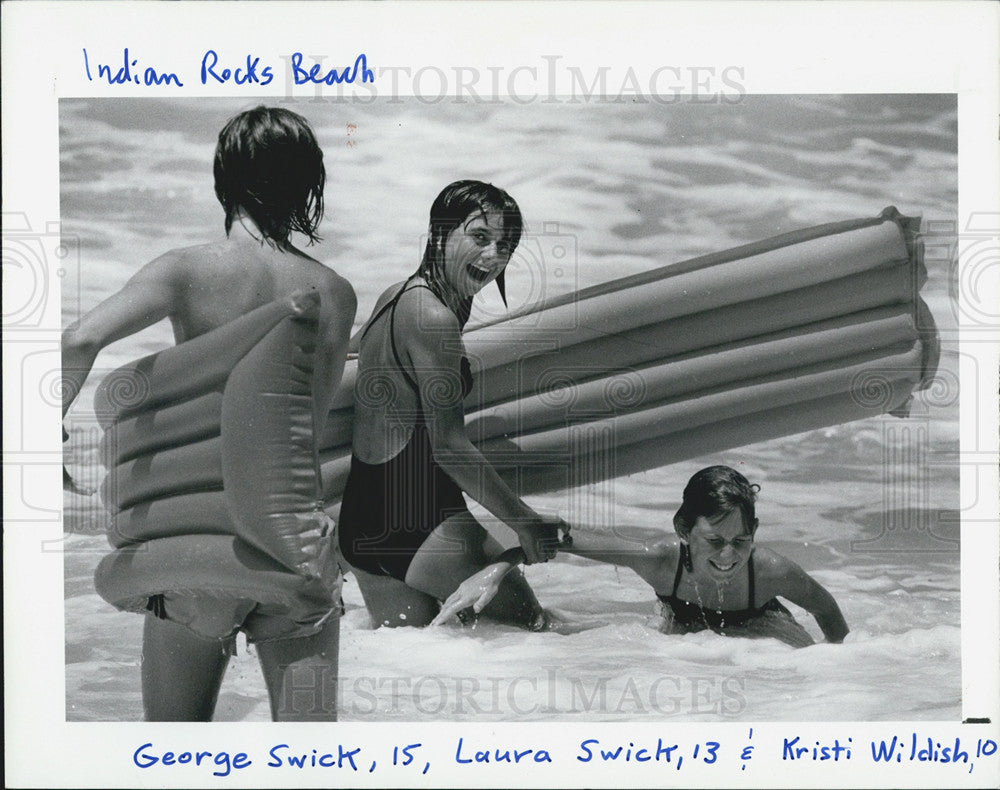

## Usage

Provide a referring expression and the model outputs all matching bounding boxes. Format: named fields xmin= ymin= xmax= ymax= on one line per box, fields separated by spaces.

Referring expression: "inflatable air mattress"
xmin=319 ymin=206 xmax=936 ymax=498
xmin=93 ymin=293 xmax=339 ymax=618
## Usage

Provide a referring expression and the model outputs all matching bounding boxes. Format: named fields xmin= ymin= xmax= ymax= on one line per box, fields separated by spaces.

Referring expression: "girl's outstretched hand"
xmin=431 ymin=523 xmax=572 ymax=626
xmin=431 ymin=561 xmax=512 ymax=626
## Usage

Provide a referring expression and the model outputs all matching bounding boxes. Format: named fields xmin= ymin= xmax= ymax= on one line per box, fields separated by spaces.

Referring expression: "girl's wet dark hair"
xmin=416 ymin=180 xmax=523 ymax=325
xmin=214 ymin=106 xmax=325 ymax=245
xmin=673 ymin=465 xmax=760 ymax=536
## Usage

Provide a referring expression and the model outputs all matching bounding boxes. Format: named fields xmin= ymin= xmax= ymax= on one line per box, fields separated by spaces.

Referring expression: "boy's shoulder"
xmin=148 ymin=242 xmax=227 ymax=273
xmin=129 ymin=245 xmax=201 ymax=284
xmin=317 ymin=265 xmax=356 ymax=305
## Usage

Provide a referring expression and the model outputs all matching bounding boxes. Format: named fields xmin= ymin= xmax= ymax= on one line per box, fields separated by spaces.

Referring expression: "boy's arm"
xmin=61 ymin=254 xmax=181 ymax=494
xmin=61 ymin=252 xmax=181 ymax=418
xmin=766 ymin=552 xmax=849 ymax=643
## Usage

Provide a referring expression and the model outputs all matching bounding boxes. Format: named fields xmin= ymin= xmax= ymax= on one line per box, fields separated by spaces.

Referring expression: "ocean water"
xmin=61 ymin=95 xmax=960 ymax=722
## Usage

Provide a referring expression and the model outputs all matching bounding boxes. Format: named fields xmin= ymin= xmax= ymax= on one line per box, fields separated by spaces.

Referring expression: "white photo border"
xmin=3 ymin=2 xmax=998 ymax=788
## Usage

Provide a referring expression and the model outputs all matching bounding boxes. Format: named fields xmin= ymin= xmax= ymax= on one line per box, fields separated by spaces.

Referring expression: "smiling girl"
xmin=338 ymin=180 xmax=566 ymax=630
xmin=437 ymin=466 xmax=848 ymax=648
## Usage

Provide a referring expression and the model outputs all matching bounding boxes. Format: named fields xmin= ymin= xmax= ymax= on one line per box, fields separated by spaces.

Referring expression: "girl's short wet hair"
xmin=421 ymin=180 xmax=523 ymax=257
xmin=213 ymin=106 xmax=325 ymax=245
xmin=417 ymin=180 xmax=523 ymax=323
xmin=673 ymin=465 xmax=760 ymax=535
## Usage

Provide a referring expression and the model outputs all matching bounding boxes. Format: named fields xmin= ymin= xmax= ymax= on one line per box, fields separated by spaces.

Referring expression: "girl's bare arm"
xmin=560 ymin=526 xmax=674 ymax=587
xmin=763 ymin=551 xmax=849 ymax=643
xmin=401 ymin=291 xmax=560 ymax=564
xmin=433 ymin=531 xmax=668 ymax=626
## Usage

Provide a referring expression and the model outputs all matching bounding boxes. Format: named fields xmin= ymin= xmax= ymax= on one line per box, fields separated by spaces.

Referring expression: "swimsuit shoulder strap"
xmin=387 ymin=280 xmax=439 ymax=395
xmin=359 ymin=283 xmax=406 ymax=343
xmin=670 ymin=545 xmax=685 ymax=597
xmin=358 ymin=280 xmax=424 ymax=394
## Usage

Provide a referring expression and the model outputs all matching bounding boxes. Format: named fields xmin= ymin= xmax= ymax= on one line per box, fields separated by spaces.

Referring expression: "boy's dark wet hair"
xmin=214 ymin=106 xmax=325 ymax=245
xmin=416 ymin=180 xmax=523 ymax=324
xmin=673 ymin=465 xmax=760 ymax=535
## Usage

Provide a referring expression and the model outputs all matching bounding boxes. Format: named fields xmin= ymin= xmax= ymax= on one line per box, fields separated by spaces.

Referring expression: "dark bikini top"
xmin=656 ymin=551 xmax=780 ymax=630
xmin=361 ymin=278 xmax=474 ymax=402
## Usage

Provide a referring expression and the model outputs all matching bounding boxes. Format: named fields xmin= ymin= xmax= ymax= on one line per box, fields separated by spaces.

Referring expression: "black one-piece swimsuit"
xmin=657 ymin=552 xmax=792 ymax=633
xmin=338 ymin=283 xmax=474 ymax=582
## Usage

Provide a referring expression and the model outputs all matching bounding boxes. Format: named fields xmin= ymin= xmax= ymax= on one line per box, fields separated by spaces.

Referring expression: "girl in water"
xmin=436 ymin=466 xmax=849 ymax=648
xmin=338 ymin=180 xmax=566 ymax=629
xmin=62 ymin=106 xmax=357 ymax=720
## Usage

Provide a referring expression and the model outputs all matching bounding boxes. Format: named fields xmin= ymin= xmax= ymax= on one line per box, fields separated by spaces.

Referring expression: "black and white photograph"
xmin=3 ymin=2 xmax=998 ymax=787
xmin=59 ymin=94 xmax=959 ymax=723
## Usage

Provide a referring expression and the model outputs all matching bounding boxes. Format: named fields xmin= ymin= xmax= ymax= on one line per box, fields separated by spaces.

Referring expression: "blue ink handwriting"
xmin=576 ymin=737 xmax=718 ymax=766
xmin=783 ymin=736 xmax=852 ymax=761
xmin=870 ymin=733 xmax=997 ymax=774
xmin=200 ymin=50 xmax=273 ymax=85
xmin=290 ymin=53 xmax=374 ymax=85
xmin=392 ymin=743 xmax=422 ymax=766
xmin=741 ymin=727 xmax=754 ymax=770
xmin=132 ymin=743 xmax=250 ymax=777
xmin=267 ymin=744 xmax=361 ymax=770
xmin=83 ymin=48 xmax=183 ymax=87
xmin=455 ymin=737 xmax=552 ymax=765
xmin=82 ymin=48 xmax=378 ymax=91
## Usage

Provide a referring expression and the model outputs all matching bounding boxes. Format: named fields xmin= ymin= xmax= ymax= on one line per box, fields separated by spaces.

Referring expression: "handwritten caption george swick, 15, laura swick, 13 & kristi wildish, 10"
xmin=126 ymin=731 xmax=997 ymax=779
